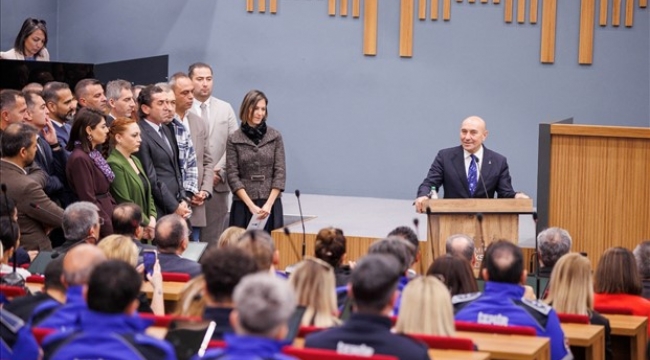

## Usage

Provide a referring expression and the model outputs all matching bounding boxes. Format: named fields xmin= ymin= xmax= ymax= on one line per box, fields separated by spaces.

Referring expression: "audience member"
xmin=0 ymin=89 xmax=29 ymax=131
xmin=173 ymin=275 xmax=206 ymax=317
xmin=0 ymin=189 xmax=32 ymax=266
xmin=367 ymin=237 xmax=415 ymax=314
xmin=65 ymin=108 xmax=115 ymax=237
xmin=56 ymin=201 xmax=102 ymax=254
xmin=633 ymin=241 xmax=650 ymax=299
xmin=314 ymin=227 xmax=351 ymax=288
xmin=594 ymin=247 xmax=650 ymax=336
xmin=216 ymin=226 xmax=246 ymax=248
xmin=0 ymin=218 xmax=31 ymax=279
xmin=170 ymin=72 xmax=214 ymax=240
xmin=155 ymin=214 xmax=201 ymax=277
xmin=0 ymin=123 xmax=63 ymax=250
xmin=105 ymin=79 xmax=135 ymax=125
xmin=134 ymin=85 xmax=190 ymax=218
xmin=427 ymin=254 xmax=478 ymax=296
xmin=387 ymin=226 xmax=420 ymax=265
xmin=189 ymin=62 xmax=238 ymax=244
xmin=111 ymin=202 xmax=155 ymax=249
xmin=0 ymin=18 xmax=49 ymax=61
xmin=74 ymin=78 xmax=108 ymax=113
xmin=395 ymin=275 xmax=455 ymax=336
xmin=107 ymin=117 xmax=157 ymax=232
xmin=226 ymin=89 xmax=286 ymax=232
xmin=237 ymin=229 xmax=282 ymax=276
xmin=545 ymin=253 xmax=612 ymax=360
xmin=537 ymin=227 xmax=572 ymax=277
xmin=41 ymin=260 xmax=175 ymax=359
xmin=305 ymin=254 xmax=430 ymax=360
xmin=200 ymin=246 xmax=258 ymax=339
xmin=290 ymin=257 xmax=341 ymax=327
xmin=42 ymin=82 xmax=75 ymax=149
xmin=453 ymin=240 xmax=570 ymax=360
xmin=445 ymin=233 xmax=476 ymax=265
xmin=196 ymin=273 xmax=297 ymax=360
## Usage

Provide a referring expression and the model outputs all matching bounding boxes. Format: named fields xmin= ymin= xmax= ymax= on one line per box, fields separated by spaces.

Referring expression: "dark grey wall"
xmin=3 ymin=0 xmax=649 ymax=202
xmin=1 ymin=0 xmax=58 ymax=59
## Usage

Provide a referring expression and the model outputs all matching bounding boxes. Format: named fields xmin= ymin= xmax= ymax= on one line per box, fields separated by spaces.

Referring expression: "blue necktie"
xmin=468 ymin=155 xmax=478 ymax=196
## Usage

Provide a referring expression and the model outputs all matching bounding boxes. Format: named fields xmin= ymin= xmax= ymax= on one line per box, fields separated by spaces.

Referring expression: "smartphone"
xmin=165 ymin=320 xmax=216 ymax=360
xmin=142 ymin=249 xmax=157 ymax=280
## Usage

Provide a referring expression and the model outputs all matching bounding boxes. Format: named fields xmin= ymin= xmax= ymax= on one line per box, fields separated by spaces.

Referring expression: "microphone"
xmin=29 ymin=203 xmax=63 ymax=219
xmin=412 ymin=218 xmax=419 ymax=240
xmin=476 ymin=212 xmax=486 ymax=261
xmin=294 ymin=189 xmax=307 ymax=259
xmin=282 ymin=227 xmax=302 ymax=274
xmin=475 ymin=157 xmax=490 ymax=199
xmin=426 ymin=207 xmax=435 ymax=259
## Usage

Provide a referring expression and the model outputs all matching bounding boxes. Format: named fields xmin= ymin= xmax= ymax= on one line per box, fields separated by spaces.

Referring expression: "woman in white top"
xmin=0 ymin=18 xmax=50 ymax=61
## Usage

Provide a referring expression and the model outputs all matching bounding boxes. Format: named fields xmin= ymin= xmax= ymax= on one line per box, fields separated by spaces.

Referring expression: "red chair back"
xmin=594 ymin=305 xmax=633 ymax=315
xmin=26 ymin=275 xmax=45 ymax=283
xmin=297 ymin=326 xmax=325 ymax=338
xmin=455 ymin=320 xmax=537 ymax=336
xmin=32 ymin=328 xmax=55 ymax=345
xmin=408 ymin=333 xmax=474 ymax=351
xmin=138 ymin=313 xmax=202 ymax=327
xmin=282 ymin=346 xmax=399 ymax=360
xmin=207 ymin=340 xmax=226 ymax=349
xmin=0 ymin=285 xmax=27 ymax=298
xmin=161 ymin=272 xmax=191 ymax=282
xmin=557 ymin=313 xmax=590 ymax=324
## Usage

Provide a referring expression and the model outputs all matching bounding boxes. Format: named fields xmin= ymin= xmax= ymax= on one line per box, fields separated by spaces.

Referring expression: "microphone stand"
xmin=294 ymin=190 xmax=307 ymax=259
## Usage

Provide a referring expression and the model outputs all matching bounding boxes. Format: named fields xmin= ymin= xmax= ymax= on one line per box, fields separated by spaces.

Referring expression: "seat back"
xmin=408 ymin=333 xmax=474 ymax=351
xmin=557 ymin=313 xmax=590 ymax=324
xmin=594 ymin=305 xmax=633 ymax=315
xmin=32 ymin=327 xmax=56 ymax=344
xmin=282 ymin=346 xmax=399 ymax=360
xmin=0 ymin=284 xmax=27 ymax=298
xmin=297 ymin=326 xmax=325 ymax=338
xmin=207 ymin=340 xmax=226 ymax=349
xmin=161 ymin=272 xmax=190 ymax=282
xmin=26 ymin=275 xmax=45 ymax=283
xmin=455 ymin=320 xmax=537 ymax=336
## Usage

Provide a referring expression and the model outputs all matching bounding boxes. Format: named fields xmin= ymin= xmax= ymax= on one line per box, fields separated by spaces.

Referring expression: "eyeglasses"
xmin=97 ymin=217 xmax=105 ymax=226
xmin=304 ymin=256 xmax=333 ymax=272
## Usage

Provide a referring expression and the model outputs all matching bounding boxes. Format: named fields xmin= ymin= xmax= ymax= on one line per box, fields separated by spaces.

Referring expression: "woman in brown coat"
xmin=226 ymin=90 xmax=286 ymax=232
xmin=65 ymin=108 xmax=116 ymax=238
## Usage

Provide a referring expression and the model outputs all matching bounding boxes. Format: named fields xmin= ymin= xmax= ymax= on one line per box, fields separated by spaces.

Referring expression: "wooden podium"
xmin=421 ymin=199 xmax=534 ymax=270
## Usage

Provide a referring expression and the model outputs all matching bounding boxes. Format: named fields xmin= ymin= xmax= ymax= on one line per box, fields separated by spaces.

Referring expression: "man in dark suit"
xmin=415 ymin=116 xmax=529 ymax=212
xmin=42 ymin=82 xmax=75 ymax=149
xmin=133 ymin=85 xmax=191 ymax=218
xmin=154 ymin=214 xmax=201 ymax=278
xmin=105 ymin=79 xmax=135 ymax=126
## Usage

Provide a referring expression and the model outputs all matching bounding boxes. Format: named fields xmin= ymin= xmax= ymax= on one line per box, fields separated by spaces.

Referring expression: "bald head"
xmin=445 ymin=234 xmax=475 ymax=262
xmin=155 ymin=214 xmax=188 ymax=253
xmin=62 ymin=244 xmax=107 ymax=286
xmin=483 ymin=240 xmax=524 ymax=284
xmin=460 ymin=116 xmax=488 ymax=154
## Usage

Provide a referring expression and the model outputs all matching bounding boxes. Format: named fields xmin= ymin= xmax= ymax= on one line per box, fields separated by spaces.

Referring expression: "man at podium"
xmin=415 ymin=116 xmax=528 ymax=213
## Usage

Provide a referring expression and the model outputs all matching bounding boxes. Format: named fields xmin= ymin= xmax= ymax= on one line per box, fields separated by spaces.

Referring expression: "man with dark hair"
xmin=0 ymin=89 xmax=29 ymax=131
xmin=453 ymin=240 xmax=571 ymax=360
xmin=112 ymin=203 xmax=154 ymax=252
xmin=367 ymin=237 xmax=415 ymax=315
xmin=387 ymin=226 xmax=420 ymax=264
xmin=633 ymin=240 xmax=650 ymax=299
xmin=42 ymin=82 xmax=75 ymax=148
xmin=74 ymin=78 xmax=107 ymax=113
xmin=41 ymin=260 xmax=175 ymax=359
xmin=201 ymin=246 xmax=258 ymax=339
xmin=446 ymin=233 xmax=476 ymax=265
xmin=105 ymin=79 xmax=135 ymax=125
xmin=134 ymin=85 xmax=191 ymax=218
xmin=155 ymin=214 xmax=201 ymax=277
xmin=189 ymin=62 xmax=238 ymax=243
xmin=0 ymin=123 xmax=63 ymax=250
xmin=305 ymin=254 xmax=429 ymax=360
xmin=537 ymin=227 xmax=572 ymax=277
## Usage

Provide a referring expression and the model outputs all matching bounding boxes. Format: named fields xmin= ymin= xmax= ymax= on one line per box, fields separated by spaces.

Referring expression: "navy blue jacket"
xmin=193 ymin=333 xmax=295 ymax=360
xmin=157 ymin=252 xmax=202 ymax=278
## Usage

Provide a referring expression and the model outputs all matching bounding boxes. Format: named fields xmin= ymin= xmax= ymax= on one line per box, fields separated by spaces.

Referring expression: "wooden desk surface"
xmin=603 ymin=314 xmax=647 ymax=336
xmin=26 ymin=282 xmax=42 ymax=294
xmin=141 ymin=281 xmax=186 ymax=301
xmin=456 ymin=331 xmax=550 ymax=360
xmin=561 ymin=323 xmax=604 ymax=360
xmin=602 ymin=314 xmax=647 ymax=360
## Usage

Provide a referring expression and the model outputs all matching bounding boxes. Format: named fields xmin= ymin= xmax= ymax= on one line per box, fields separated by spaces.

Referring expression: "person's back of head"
xmin=63 ymin=201 xmax=100 ymax=242
xmin=314 ymin=227 xmax=346 ymax=268
xmin=427 ymin=254 xmax=478 ymax=296
xmin=236 ymin=230 xmax=276 ymax=272
xmin=350 ymin=254 xmax=402 ymax=314
xmin=155 ymin=214 xmax=188 ymax=253
xmin=1 ymin=122 xmax=36 ymax=158
xmin=97 ymin=234 xmax=138 ymax=267
xmin=633 ymin=241 xmax=650 ymax=280
xmin=232 ymin=273 xmax=297 ymax=339
xmin=86 ymin=260 xmax=141 ymax=315
xmin=595 ymin=246 xmax=642 ymax=295
xmin=43 ymin=257 xmax=65 ymax=294
xmin=394 ymin=276 xmax=455 ymax=336
xmin=173 ymin=275 xmax=206 ymax=317
xmin=546 ymin=253 xmax=593 ymax=315
xmin=445 ymin=234 xmax=475 ymax=263
xmin=367 ymin=238 xmax=414 ymax=275
xmin=0 ymin=217 xmax=20 ymax=259
xmin=216 ymin=226 xmax=246 ymax=248
xmin=201 ymin=246 xmax=257 ymax=304
xmin=387 ymin=226 xmax=419 ymax=263
xmin=111 ymin=203 xmax=143 ymax=238
xmin=62 ymin=244 xmax=107 ymax=287
xmin=289 ymin=257 xmax=340 ymax=327
xmin=537 ymin=227 xmax=572 ymax=268
xmin=483 ymin=240 xmax=524 ymax=284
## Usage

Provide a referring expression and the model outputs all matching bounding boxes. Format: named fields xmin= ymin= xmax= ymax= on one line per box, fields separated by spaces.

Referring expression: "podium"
xmin=421 ymin=199 xmax=534 ymax=270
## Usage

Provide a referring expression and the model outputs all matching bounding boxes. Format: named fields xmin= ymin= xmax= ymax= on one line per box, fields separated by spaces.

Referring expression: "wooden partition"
xmin=537 ymin=120 xmax=650 ymax=269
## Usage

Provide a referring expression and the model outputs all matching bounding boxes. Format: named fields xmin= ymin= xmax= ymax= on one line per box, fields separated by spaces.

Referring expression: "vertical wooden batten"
xmin=419 ymin=0 xmax=427 ymax=19
xmin=600 ymin=0 xmax=608 ymax=25
xmin=612 ymin=0 xmax=621 ymax=26
xmin=431 ymin=0 xmax=440 ymax=19
xmin=270 ymin=0 xmax=277 ymax=13
xmin=353 ymin=0 xmax=361 ymax=17
xmin=341 ymin=0 xmax=348 ymax=16
xmin=443 ymin=0 xmax=451 ymax=20
xmin=579 ymin=0 xmax=595 ymax=64
xmin=625 ymin=0 xmax=634 ymax=26
xmin=363 ymin=0 xmax=379 ymax=55
xmin=505 ymin=0 xmax=514 ymax=22
xmin=517 ymin=0 xmax=526 ymax=23
xmin=530 ymin=0 xmax=539 ymax=23
xmin=246 ymin=0 xmax=254 ymax=12
xmin=259 ymin=0 xmax=266 ymax=13
xmin=540 ymin=0 xmax=557 ymax=63
xmin=329 ymin=0 xmax=336 ymax=16
xmin=400 ymin=0 xmax=415 ymax=57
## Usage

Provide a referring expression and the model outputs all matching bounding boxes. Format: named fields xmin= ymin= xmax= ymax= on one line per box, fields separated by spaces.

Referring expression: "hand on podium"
xmin=414 ymin=196 xmax=429 ymax=213
xmin=515 ymin=192 xmax=530 ymax=199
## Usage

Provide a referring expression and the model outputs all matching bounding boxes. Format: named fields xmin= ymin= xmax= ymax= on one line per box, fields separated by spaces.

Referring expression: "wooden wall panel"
xmin=540 ymin=0 xmax=557 ymax=63
xmin=579 ymin=0 xmax=595 ymax=64
xmin=625 ymin=0 xmax=634 ymax=26
xmin=341 ymin=0 xmax=348 ymax=16
xmin=419 ymin=0 xmax=427 ymax=20
xmin=505 ymin=0 xmax=514 ymax=22
xmin=517 ymin=0 xmax=526 ymax=23
xmin=600 ymin=0 xmax=608 ymax=25
xmin=400 ymin=0 xmax=415 ymax=57
xmin=353 ymin=0 xmax=361 ymax=17
xmin=363 ymin=0 xmax=378 ymax=55
xmin=270 ymin=0 xmax=277 ymax=13
xmin=443 ymin=0 xmax=451 ymax=20
xmin=329 ymin=0 xmax=336 ymax=16
xmin=259 ymin=0 xmax=266 ymax=13
xmin=431 ymin=0 xmax=440 ymax=19
xmin=530 ymin=0 xmax=539 ymax=23
xmin=641 ymin=0 xmax=648 ymax=8
xmin=612 ymin=0 xmax=622 ymax=26
xmin=247 ymin=0 xmax=254 ymax=12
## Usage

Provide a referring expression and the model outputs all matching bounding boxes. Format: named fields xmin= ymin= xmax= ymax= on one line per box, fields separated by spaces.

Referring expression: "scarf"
xmin=75 ymin=141 xmax=115 ymax=182
xmin=241 ymin=120 xmax=267 ymax=145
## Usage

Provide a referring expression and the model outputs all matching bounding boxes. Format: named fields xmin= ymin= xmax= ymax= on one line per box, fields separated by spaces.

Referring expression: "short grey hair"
xmin=154 ymin=82 xmax=172 ymax=92
xmin=445 ymin=234 xmax=475 ymax=262
xmin=168 ymin=72 xmax=190 ymax=89
xmin=233 ymin=273 xmax=296 ymax=336
xmin=537 ymin=227 xmax=572 ymax=268
xmin=62 ymin=202 xmax=100 ymax=241
xmin=105 ymin=79 xmax=132 ymax=101
xmin=368 ymin=238 xmax=414 ymax=274
xmin=633 ymin=241 xmax=650 ymax=279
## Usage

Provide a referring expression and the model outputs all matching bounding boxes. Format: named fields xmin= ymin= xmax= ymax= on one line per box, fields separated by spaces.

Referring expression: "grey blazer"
xmin=226 ymin=126 xmax=286 ymax=201
xmin=186 ymin=111 xmax=215 ymax=227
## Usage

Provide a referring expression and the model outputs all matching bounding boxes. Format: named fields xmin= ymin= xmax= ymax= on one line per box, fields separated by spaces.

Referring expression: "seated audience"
xmin=0 ymin=18 xmax=49 ymax=61
xmin=111 ymin=202 xmax=155 ymax=250
xmin=545 ymin=253 xmax=612 ymax=360
xmin=305 ymin=254 xmax=429 ymax=360
xmin=633 ymin=241 xmax=650 ymax=299
xmin=195 ymin=273 xmax=297 ymax=360
xmin=367 ymin=237 xmax=415 ymax=314
xmin=216 ymin=226 xmax=246 ymax=248
xmin=56 ymin=201 xmax=102 ymax=254
xmin=289 ymin=257 xmax=341 ymax=327
xmin=387 ymin=226 xmax=421 ymax=267
xmin=42 ymin=260 xmax=175 ymax=360
xmin=97 ymin=234 xmax=164 ymax=315
xmin=173 ymin=275 xmax=206 ymax=317
xmin=453 ymin=240 xmax=570 ymax=360
xmin=0 ymin=218 xmax=31 ymax=279
xmin=155 ymin=214 xmax=201 ymax=277
xmin=237 ymin=230 xmax=283 ymax=276
xmin=314 ymin=227 xmax=351 ymax=288
xmin=22 ymin=83 xmax=43 ymax=93
xmin=200 ymin=246 xmax=258 ymax=339
xmin=537 ymin=227 xmax=572 ymax=278
xmin=394 ymin=275 xmax=455 ymax=336
xmin=445 ymin=234 xmax=476 ymax=265
xmin=427 ymin=254 xmax=478 ymax=296
xmin=594 ymin=246 xmax=650 ymax=336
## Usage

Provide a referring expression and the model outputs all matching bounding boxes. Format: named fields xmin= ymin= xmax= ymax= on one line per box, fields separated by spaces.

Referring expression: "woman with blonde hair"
xmin=289 ymin=257 xmax=341 ymax=328
xmin=545 ymin=253 xmax=612 ymax=359
xmin=216 ymin=226 xmax=246 ymax=248
xmin=98 ymin=234 xmax=164 ymax=315
xmin=173 ymin=275 xmax=206 ymax=317
xmin=394 ymin=275 xmax=455 ymax=336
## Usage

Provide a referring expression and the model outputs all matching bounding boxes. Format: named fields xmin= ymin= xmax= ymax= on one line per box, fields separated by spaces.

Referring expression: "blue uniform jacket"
xmin=37 ymin=285 xmax=86 ymax=330
xmin=193 ymin=333 xmax=295 ymax=360
xmin=453 ymin=281 xmax=572 ymax=360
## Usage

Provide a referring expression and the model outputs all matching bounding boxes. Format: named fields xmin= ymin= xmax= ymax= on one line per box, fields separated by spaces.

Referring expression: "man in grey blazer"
xmin=170 ymin=72 xmax=215 ymax=239
xmin=189 ymin=63 xmax=238 ymax=243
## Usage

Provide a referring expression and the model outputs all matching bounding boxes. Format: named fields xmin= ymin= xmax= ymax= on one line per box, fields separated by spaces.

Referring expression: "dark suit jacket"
xmin=134 ymin=120 xmax=184 ymax=217
xmin=107 ymin=150 xmax=157 ymax=226
xmin=156 ymin=252 xmax=201 ymax=278
xmin=417 ymin=145 xmax=517 ymax=199
xmin=34 ymin=136 xmax=67 ymax=199
xmin=52 ymin=122 xmax=71 ymax=150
